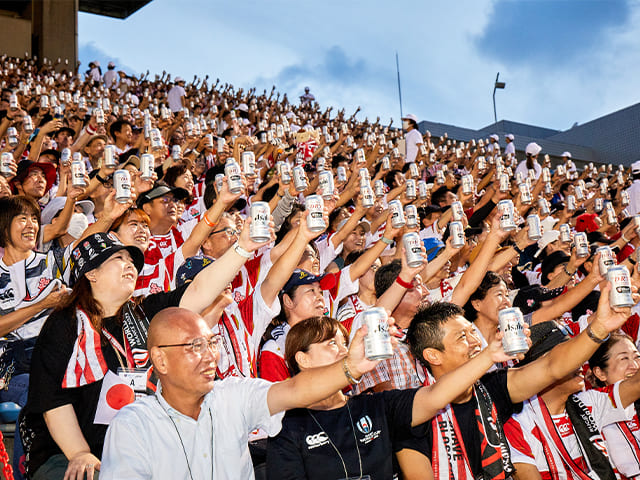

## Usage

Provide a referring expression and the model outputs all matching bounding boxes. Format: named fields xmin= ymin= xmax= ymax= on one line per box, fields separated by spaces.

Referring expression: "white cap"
xmin=41 ymin=197 xmax=94 ymax=225
xmin=93 ymin=61 xmax=100 ymax=67
xmin=561 ymin=151 xmax=572 ymax=158
xmin=525 ymin=142 xmax=542 ymax=156
xmin=535 ymin=229 xmax=560 ymax=257
xmin=506 ymin=134 xmax=514 ymax=141
xmin=108 ymin=61 xmax=115 ymax=68
xmin=402 ymin=113 xmax=418 ymax=123
xmin=632 ymin=161 xmax=640 ymax=174
xmin=237 ymin=103 xmax=248 ymax=112
xmin=175 ymin=76 xmax=185 ymax=83
xmin=490 ymin=134 xmax=499 ymax=141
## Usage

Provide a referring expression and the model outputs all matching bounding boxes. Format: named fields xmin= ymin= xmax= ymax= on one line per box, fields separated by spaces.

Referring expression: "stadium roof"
xmin=418 ymin=101 xmax=640 ymax=166
xmin=79 ymin=0 xmax=153 ymax=19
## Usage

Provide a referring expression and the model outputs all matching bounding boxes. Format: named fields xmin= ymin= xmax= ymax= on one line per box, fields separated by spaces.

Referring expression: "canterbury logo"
xmin=305 ymin=432 xmax=329 ymax=447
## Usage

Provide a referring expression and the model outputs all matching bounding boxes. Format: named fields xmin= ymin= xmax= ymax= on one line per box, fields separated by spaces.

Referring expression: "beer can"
xmin=94 ymin=107 xmax=105 ymax=125
xmin=279 ymin=162 xmax=292 ymax=184
xmin=0 ymin=152 xmax=13 ymax=178
xmin=373 ymin=179 xmax=384 ymax=198
xmin=574 ymin=232 xmax=589 ymax=258
xmin=149 ymin=128 xmax=163 ymax=151
xmin=225 ymin=159 xmax=243 ymax=194
xmin=556 ymin=164 xmax=565 ymax=176
xmin=361 ymin=183 xmax=375 ymax=208
xmin=544 ymin=181 xmax=552 ymax=195
xmin=293 ymin=165 xmax=307 ymax=192
xmin=477 ymin=156 xmax=486 ymax=171
xmin=336 ymin=166 xmax=347 ymax=183
xmin=608 ymin=265 xmax=634 ymax=308
xmin=450 ymin=221 xmax=465 ymax=248
xmin=249 ymin=201 xmax=271 ymax=242
xmin=499 ymin=174 xmax=510 ymax=192
xmin=622 ymin=190 xmax=630 ymax=207
xmin=103 ymin=145 xmax=117 ymax=169
xmin=363 ymin=307 xmax=393 ymax=360
xmin=418 ymin=180 xmax=428 ymax=200
xmin=451 ymin=201 xmax=464 ymax=221
xmin=355 ymin=148 xmax=366 ymax=164
xmin=71 ymin=159 xmax=86 ymax=187
xmin=409 ymin=163 xmax=420 ymax=179
xmin=617 ymin=171 xmax=624 ymax=185
xmin=516 ymin=172 xmax=524 ymax=185
xmin=497 ymin=200 xmax=516 ymax=231
xmin=389 ymin=200 xmax=406 ymax=228
xmin=241 ymin=151 xmax=256 ymax=176
xmin=527 ymin=214 xmax=542 ymax=241
xmin=60 ymin=148 xmax=72 ymax=167
xmin=359 ymin=168 xmax=370 ymax=182
xmin=316 ymin=157 xmax=326 ymax=171
xmin=600 ymin=179 xmax=609 ymax=195
xmin=403 ymin=232 xmax=423 ymax=267
xmin=574 ymin=186 xmax=584 ymax=201
xmin=498 ymin=308 xmax=529 ymax=355
xmin=113 ymin=170 xmax=131 ymax=203
xmin=538 ymin=198 xmax=550 ymax=216
xmin=318 ymin=171 xmax=334 ymax=200
xmin=305 ymin=195 xmax=326 ymax=232
xmin=323 ymin=146 xmax=331 ymax=158
xmin=217 ymin=137 xmax=225 ymax=153
xmin=542 ymin=167 xmax=551 ymax=182
xmin=419 ymin=144 xmax=428 ymax=156
xmin=461 ymin=174 xmax=474 ymax=195
xmin=519 ymin=183 xmax=532 ymax=205
xmin=596 ymin=246 xmax=616 ymax=275
xmin=405 ymin=179 xmax=417 ymax=200
xmin=23 ymin=116 xmax=33 ymax=134
xmin=405 ymin=205 xmax=418 ymax=228
xmin=559 ymin=223 xmax=572 ymax=243
xmin=140 ymin=154 xmax=154 ymax=181
xmin=7 ymin=127 xmax=18 ymax=147
xmin=381 ymin=156 xmax=391 ymax=171
xmin=566 ymin=194 xmax=576 ymax=212
xmin=40 ymin=95 xmax=49 ymax=109
xmin=214 ymin=173 xmax=224 ymax=193
xmin=436 ymin=170 xmax=446 ymax=185
xmin=605 ymin=202 xmax=617 ymax=225
xmin=594 ymin=197 xmax=604 ymax=213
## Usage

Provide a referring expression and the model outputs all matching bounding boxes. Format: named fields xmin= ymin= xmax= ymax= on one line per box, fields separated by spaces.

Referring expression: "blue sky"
xmin=78 ymin=0 xmax=640 ymax=133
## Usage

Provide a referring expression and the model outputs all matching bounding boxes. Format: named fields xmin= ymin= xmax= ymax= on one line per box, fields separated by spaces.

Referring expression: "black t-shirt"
xmin=266 ymin=388 xmax=418 ymax=480
xmin=22 ymin=285 xmax=187 ymax=475
xmin=395 ymin=369 xmax=521 ymax=477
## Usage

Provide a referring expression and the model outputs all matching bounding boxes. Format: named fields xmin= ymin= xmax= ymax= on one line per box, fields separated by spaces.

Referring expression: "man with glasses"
xmin=100 ymin=306 xmax=384 ymax=479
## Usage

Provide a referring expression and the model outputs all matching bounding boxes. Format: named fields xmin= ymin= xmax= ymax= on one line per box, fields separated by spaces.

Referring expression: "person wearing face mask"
xmin=401 ymin=114 xmax=423 ymax=165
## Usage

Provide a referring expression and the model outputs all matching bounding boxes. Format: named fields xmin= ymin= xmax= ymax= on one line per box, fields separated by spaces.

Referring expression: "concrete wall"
xmin=32 ymin=0 xmax=78 ymax=69
xmin=0 ymin=16 xmax=32 ymax=58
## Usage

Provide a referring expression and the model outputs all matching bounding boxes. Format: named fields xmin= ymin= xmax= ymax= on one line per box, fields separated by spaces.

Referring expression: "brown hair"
xmin=57 ymin=276 xmax=106 ymax=330
xmin=588 ymin=332 xmax=635 ymax=387
xmin=109 ymin=208 xmax=151 ymax=233
xmin=284 ymin=316 xmax=348 ymax=375
xmin=0 ymin=195 xmax=41 ymax=248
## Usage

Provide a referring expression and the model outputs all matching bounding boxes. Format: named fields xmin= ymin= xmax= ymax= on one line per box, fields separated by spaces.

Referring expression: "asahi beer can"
xmin=405 ymin=179 xmax=417 ymax=200
xmin=23 ymin=115 xmax=33 ymax=134
xmin=499 ymin=174 xmax=510 ymax=192
xmin=405 ymin=205 xmax=418 ymax=228
xmin=140 ymin=153 xmax=154 ymax=181
xmin=402 ymin=232 xmax=423 ymax=267
xmin=622 ymin=190 xmax=630 ymax=207
xmin=556 ymin=164 xmax=565 ymax=176
xmin=94 ymin=107 xmax=105 ymax=125
xmin=600 ymin=179 xmax=609 ymax=195
xmin=566 ymin=194 xmax=576 ymax=212
xmin=595 ymin=197 xmax=604 ymax=213
xmin=278 ymin=162 xmax=291 ymax=184
xmin=355 ymin=148 xmax=366 ymax=164
xmin=374 ymin=179 xmax=385 ymax=198
xmin=363 ymin=307 xmax=393 ymax=360
xmin=461 ymin=174 xmax=474 ymax=195
xmin=418 ymin=180 xmax=428 ymax=199
xmin=596 ymin=246 xmax=616 ymax=275
xmin=241 ymin=151 xmax=256 ymax=176
xmin=559 ymin=223 xmax=572 ymax=243
xmin=538 ymin=198 xmax=550 ymax=216
xmin=305 ymin=195 xmax=326 ymax=232
xmin=60 ymin=148 xmax=72 ymax=167
xmin=542 ymin=167 xmax=551 ymax=182
xmin=451 ymin=201 xmax=464 ymax=221
xmin=608 ymin=265 xmax=634 ymax=308
xmin=225 ymin=159 xmax=243 ymax=194
xmin=103 ymin=145 xmax=117 ymax=169
xmin=450 ymin=221 xmax=465 ymax=248
xmin=336 ymin=166 xmax=347 ymax=182
xmin=316 ymin=157 xmax=326 ymax=171
xmin=498 ymin=200 xmax=516 ymax=231
xmin=527 ymin=214 xmax=542 ymax=241
xmin=544 ymin=181 xmax=552 ymax=195
xmin=40 ymin=95 xmax=49 ymax=109
xmin=574 ymin=232 xmax=589 ymax=258
xmin=361 ymin=183 xmax=375 ymax=208
xmin=217 ymin=137 xmax=225 ymax=153
xmin=381 ymin=156 xmax=391 ymax=171
xmin=0 ymin=152 xmax=13 ymax=178
xmin=519 ymin=183 xmax=532 ymax=204
xmin=250 ymin=201 xmax=271 ymax=242
xmin=149 ymin=128 xmax=163 ymax=151
xmin=605 ymin=202 xmax=617 ymax=225
xmin=477 ymin=156 xmax=486 ymax=171
xmin=409 ymin=163 xmax=420 ymax=179
xmin=214 ymin=173 xmax=224 ymax=193
xmin=171 ymin=145 xmax=182 ymax=161
xmin=7 ymin=127 xmax=18 ymax=147
xmin=574 ymin=186 xmax=584 ymax=201
xmin=389 ymin=200 xmax=406 ymax=228
xmin=436 ymin=170 xmax=446 ymax=185
xmin=498 ymin=308 xmax=529 ymax=355
xmin=292 ymin=166 xmax=307 ymax=192
xmin=318 ymin=171 xmax=334 ymax=199
xmin=359 ymin=167 xmax=370 ymax=182
xmin=71 ymin=159 xmax=86 ymax=187
xmin=113 ymin=170 xmax=131 ymax=204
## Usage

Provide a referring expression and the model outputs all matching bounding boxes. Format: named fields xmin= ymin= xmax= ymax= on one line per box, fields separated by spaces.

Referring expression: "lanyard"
xmin=102 ymin=328 xmax=134 ymax=369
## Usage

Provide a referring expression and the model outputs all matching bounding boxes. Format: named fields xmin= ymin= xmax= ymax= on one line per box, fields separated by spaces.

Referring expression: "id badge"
xmin=117 ymin=367 xmax=148 ymax=398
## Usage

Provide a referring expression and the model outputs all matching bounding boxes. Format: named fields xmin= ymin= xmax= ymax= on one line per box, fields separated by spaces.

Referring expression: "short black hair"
xmin=463 ymin=271 xmax=505 ymax=322
xmin=374 ymin=259 xmax=401 ymax=298
xmin=408 ymin=302 xmax=465 ymax=366
xmin=430 ymin=186 xmax=450 ymax=206
xmin=109 ymin=119 xmax=132 ymax=140
xmin=0 ymin=196 xmax=41 ymax=248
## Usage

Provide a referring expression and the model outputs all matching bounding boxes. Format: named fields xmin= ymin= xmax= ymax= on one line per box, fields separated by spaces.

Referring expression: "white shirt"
xmin=404 ymin=128 xmax=423 ymax=164
xmin=168 ymin=85 xmax=186 ymax=113
xmin=103 ymin=70 xmax=118 ymax=89
xmin=100 ymin=377 xmax=284 ymax=480
xmin=626 ymin=180 xmax=640 ymax=216
xmin=515 ymin=160 xmax=542 ymax=180
xmin=504 ymin=141 xmax=516 ymax=156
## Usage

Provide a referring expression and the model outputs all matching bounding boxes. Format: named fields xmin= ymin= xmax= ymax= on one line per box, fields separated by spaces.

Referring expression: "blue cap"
xmin=176 ymin=256 xmax=215 ymax=287
xmin=422 ymin=237 xmax=445 ymax=262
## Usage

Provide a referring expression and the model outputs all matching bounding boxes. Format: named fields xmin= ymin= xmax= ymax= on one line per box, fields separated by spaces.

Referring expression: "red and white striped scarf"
xmin=62 ymin=308 xmax=109 ymax=388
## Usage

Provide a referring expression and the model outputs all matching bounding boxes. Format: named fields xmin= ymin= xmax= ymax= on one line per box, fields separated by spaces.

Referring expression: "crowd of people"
xmin=0 ymin=52 xmax=638 ymax=480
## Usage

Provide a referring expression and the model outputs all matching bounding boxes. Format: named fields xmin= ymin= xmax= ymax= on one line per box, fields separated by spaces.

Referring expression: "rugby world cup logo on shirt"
xmin=356 ymin=416 xmax=382 ymax=444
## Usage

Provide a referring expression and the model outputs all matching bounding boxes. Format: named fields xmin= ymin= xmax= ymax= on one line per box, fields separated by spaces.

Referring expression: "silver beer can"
xmin=402 ymin=232 xmax=423 ymax=267
xmin=451 ymin=201 xmax=464 ymax=221
xmin=363 ymin=307 xmax=393 ymax=360
xmin=23 ymin=116 xmax=33 ymax=134
xmin=556 ymin=164 xmax=565 ymax=176
xmin=149 ymin=128 xmax=163 ymax=151
xmin=405 ymin=179 xmax=417 ymax=200
xmin=0 ymin=152 xmax=13 ymax=178
xmin=40 ymin=95 xmax=49 ymax=109
xmin=359 ymin=168 xmax=370 ymax=183
xmin=519 ymin=183 xmax=532 ymax=204
xmin=7 ymin=127 xmax=18 ymax=147
xmin=608 ymin=265 xmax=634 ymax=308
xmin=538 ymin=198 xmax=550 ymax=216
xmin=436 ymin=170 xmax=446 ymax=185
xmin=574 ymin=232 xmax=590 ymax=258
xmin=374 ymin=179 xmax=385 ymax=198
xmin=214 ymin=173 xmax=224 ymax=193
xmin=60 ymin=148 xmax=72 ymax=167
xmin=461 ymin=174 xmax=474 ymax=195
xmin=140 ymin=153 xmax=154 ymax=181
xmin=318 ymin=171 xmax=334 ymax=199
xmin=622 ymin=190 xmax=630 ymax=207
xmin=71 ymin=159 xmax=86 ymax=187
xmin=103 ymin=145 xmax=117 ymax=169
xmin=542 ymin=167 xmax=551 ymax=182
xmin=566 ymin=194 xmax=576 ymax=212
xmin=596 ymin=246 xmax=616 ymax=275
xmin=278 ymin=162 xmax=292 ymax=184
xmin=594 ymin=197 xmax=604 ymax=213
xmin=574 ymin=186 xmax=584 ymax=201
xmin=477 ymin=156 xmax=486 ymax=171
xmin=381 ymin=156 xmax=391 ymax=171
xmin=225 ymin=159 xmax=243 ymax=194
xmin=361 ymin=183 xmax=375 ymax=208
xmin=527 ymin=214 xmax=542 ymax=241
xmin=544 ymin=181 xmax=553 ymax=195
xmin=405 ymin=205 xmax=418 ymax=229
xmin=450 ymin=221 xmax=465 ymax=248
xmin=497 ymin=200 xmax=516 ymax=231
xmin=605 ymin=202 xmax=617 ymax=225
xmin=316 ymin=157 xmax=326 ymax=171
xmin=600 ymin=179 xmax=609 ymax=195
xmin=355 ymin=148 xmax=365 ymax=164
xmin=409 ymin=163 xmax=420 ymax=179
xmin=499 ymin=174 xmax=510 ymax=192
xmin=250 ymin=201 xmax=271 ymax=242
xmin=498 ymin=307 xmax=529 ymax=355
xmin=418 ymin=180 xmax=428 ymax=200
xmin=336 ymin=166 xmax=347 ymax=182
xmin=217 ymin=137 xmax=225 ymax=153
xmin=559 ymin=223 xmax=572 ymax=243
xmin=171 ymin=145 xmax=181 ymax=161
xmin=94 ymin=107 xmax=105 ymax=125
xmin=389 ymin=200 xmax=406 ymax=228
xmin=305 ymin=195 xmax=326 ymax=232
xmin=241 ymin=151 xmax=256 ymax=176
xmin=113 ymin=169 xmax=131 ymax=204
xmin=293 ymin=166 xmax=307 ymax=192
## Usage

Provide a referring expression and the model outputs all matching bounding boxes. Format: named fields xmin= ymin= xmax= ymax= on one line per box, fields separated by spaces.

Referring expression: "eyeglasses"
xmin=156 ymin=196 xmax=178 ymax=205
xmin=157 ymin=335 xmax=222 ymax=355
xmin=210 ymin=227 xmax=239 ymax=237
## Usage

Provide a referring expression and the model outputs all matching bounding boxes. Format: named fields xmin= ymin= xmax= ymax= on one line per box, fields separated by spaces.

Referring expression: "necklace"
xmin=307 ymin=400 xmax=364 ymax=480
xmin=155 ymin=396 xmax=214 ymax=480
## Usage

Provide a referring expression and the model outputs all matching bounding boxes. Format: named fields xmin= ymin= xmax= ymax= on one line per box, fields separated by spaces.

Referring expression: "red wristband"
xmin=395 ymin=276 xmax=413 ymax=289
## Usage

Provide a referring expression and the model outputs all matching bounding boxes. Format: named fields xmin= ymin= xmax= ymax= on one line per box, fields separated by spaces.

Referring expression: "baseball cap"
xmin=402 ymin=114 xmax=418 ymax=123
xmin=490 ymin=134 xmax=499 ymax=141
xmin=422 ymin=237 xmax=445 ymax=262
xmin=575 ymin=213 xmax=599 ymax=233
xmin=525 ymin=142 xmax=542 ymax=156
xmin=336 ymin=218 xmax=370 ymax=233
xmin=41 ymin=197 xmax=95 ymax=225
xmin=513 ymin=285 xmax=565 ymax=315
xmin=282 ymin=269 xmax=337 ymax=294
xmin=632 ymin=161 xmax=640 ymax=174
xmin=137 ymin=184 xmax=189 ymax=207
xmin=519 ymin=321 xmax=571 ymax=366
xmin=108 ymin=61 xmax=115 ymax=68
xmin=561 ymin=151 xmax=572 ymax=158
xmin=176 ymin=256 xmax=215 ymax=287
xmin=175 ymin=76 xmax=185 ymax=83
xmin=535 ymin=229 xmax=561 ymax=257
xmin=86 ymin=134 xmax=109 ymax=147
xmin=506 ymin=134 xmax=515 ymax=141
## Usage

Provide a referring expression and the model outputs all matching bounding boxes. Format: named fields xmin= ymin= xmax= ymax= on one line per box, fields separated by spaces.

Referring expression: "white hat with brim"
xmin=402 ymin=114 xmax=418 ymax=123
xmin=525 ymin=142 xmax=542 ymax=156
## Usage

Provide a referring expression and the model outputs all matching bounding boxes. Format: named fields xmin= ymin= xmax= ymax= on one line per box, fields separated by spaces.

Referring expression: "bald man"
xmin=99 ymin=307 xmax=380 ymax=479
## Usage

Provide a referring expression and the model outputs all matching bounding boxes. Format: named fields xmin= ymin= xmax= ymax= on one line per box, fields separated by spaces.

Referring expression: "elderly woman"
xmin=20 ymin=220 xmax=272 ymax=480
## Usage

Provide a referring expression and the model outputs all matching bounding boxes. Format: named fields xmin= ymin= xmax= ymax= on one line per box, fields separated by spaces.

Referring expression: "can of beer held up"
xmin=596 ymin=246 xmax=616 ymax=275
xmin=103 ymin=145 xmax=117 ymax=169
xmin=318 ymin=171 xmax=334 ymax=200
xmin=608 ymin=265 xmax=634 ymax=308
xmin=499 ymin=174 xmax=510 ymax=193
xmin=140 ymin=154 xmax=154 ymax=181
xmin=0 ymin=152 xmax=13 ymax=178
xmin=574 ymin=232 xmax=589 ymax=258
xmin=451 ymin=201 xmax=464 ymax=222
xmin=292 ymin=166 xmax=307 ymax=192
xmin=594 ymin=197 xmax=604 ymax=213
xmin=409 ymin=163 xmax=420 ymax=179
xmin=405 ymin=179 xmax=417 ymax=200
xmin=566 ymin=194 xmax=576 ymax=212
xmin=305 ymin=195 xmax=326 ymax=232
xmin=250 ymin=201 xmax=271 ymax=242
xmin=374 ymin=179 xmax=385 ymax=198
xmin=450 ymin=221 xmax=465 ymax=248
xmin=225 ymin=159 xmax=243 ymax=194
xmin=389 ymin=200 xmax=406 ymax=228
xmin=498 ymin=200 xmax=516 ymax=231
xmin=559 ymin=223 xmax=571 ymax=243
xmin=527 ymin=214 xmax=542 ymax=241
xmin=402 ymin=232 xmax=423 ymax=267
xmin=241 ymin=151 xmax=256 ymax=176
xmin=519 ymin=183 xmax=532 ymax=205
xmin=363 ymin=307 xmax=393 ymax=360
xmin=538 ymin=198 xmax=550 ymax=216
xmin=336 ymin=166 xmax=347 ymax=183
xmin=405 ymin=205 xmax=418 ymax=229
xmin=113 ymin=170 xmax=131 ymax=204
xmin=498 ymin=307 xmax=529 ymax=355
xmin=418 ymin=180 xmax=428 ymax=200
xmin=60 ymin=148 xmax=72 ymax=167
xmin=461 ymin=174 xmax=474 ymax=195
xmin=71 ymin=159 xmax=86 ymax=187
xmin=361 ymin=183 xmax=375 ymax=208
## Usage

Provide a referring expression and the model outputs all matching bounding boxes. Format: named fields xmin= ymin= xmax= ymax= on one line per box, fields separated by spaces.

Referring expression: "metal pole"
xmin=396 ymin=52 xmax=403 ymax=121
xmin=493 ymin=72 xmax=499 ymax=124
